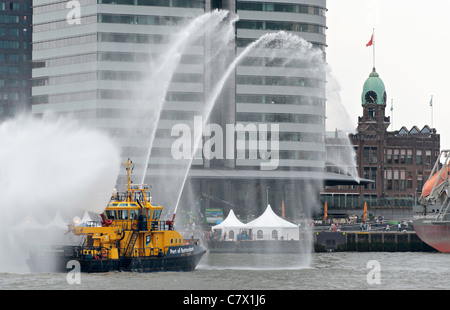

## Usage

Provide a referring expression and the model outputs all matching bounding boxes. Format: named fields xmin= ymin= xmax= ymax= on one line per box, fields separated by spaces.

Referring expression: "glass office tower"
xmin=31 ymin=0 xmax=328 ymax=219
xmin=0 ymin=0 xmax=32 ymax=120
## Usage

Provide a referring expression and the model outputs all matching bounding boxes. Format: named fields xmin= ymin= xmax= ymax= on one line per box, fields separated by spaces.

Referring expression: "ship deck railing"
xmin=64 ymin=245 xmax=112 ymax=260
xmin=119 ymin=247 xmax=163 ymax=258
xmin=96 ymin=219 xmax=175 ymax=231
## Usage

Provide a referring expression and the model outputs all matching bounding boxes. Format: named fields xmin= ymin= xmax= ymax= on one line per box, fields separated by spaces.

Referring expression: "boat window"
xmin=119 ymin=203 xmax=128 ymax=207
xmin=134 ymin=192 xmax=144 ymax=202
xmin=105 ymin=210 xmax=117 ymax=220
xmin=118 ymin=210 xmax=129 ymax=220
xmin=129 ymin=209 xmax=139 ymax=220
xmin=152 ymin=209 xmax=162 ymax=220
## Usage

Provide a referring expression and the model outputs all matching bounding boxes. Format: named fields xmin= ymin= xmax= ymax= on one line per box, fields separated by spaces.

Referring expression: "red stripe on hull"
xmin=414 ymin=219 xmax=450 ymax=252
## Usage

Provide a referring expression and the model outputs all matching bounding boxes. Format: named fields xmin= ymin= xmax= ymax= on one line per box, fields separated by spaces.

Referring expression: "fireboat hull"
xmin=27 ymin=244 xmax=206 ymax=273
xmin=413 ymin=218 xmax=450 ymax=253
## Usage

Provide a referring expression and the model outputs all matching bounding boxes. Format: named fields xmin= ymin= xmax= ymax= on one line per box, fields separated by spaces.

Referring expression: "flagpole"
xmin=372 ymin=28 xmax=375 ymax=69
xmin=390 ymin=98 xmax=393 ymax=130
xmin=430 ymin=95 xmax=433 ymax=129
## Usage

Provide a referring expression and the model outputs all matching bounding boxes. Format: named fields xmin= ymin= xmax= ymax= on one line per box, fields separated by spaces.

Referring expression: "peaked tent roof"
xmin=212 ymin=209 xmax=247 ymax=229
xmin=47 ymin=211 xmax=68 ymax=229
xmin=247 ymin=204 xmax=298 ymax=228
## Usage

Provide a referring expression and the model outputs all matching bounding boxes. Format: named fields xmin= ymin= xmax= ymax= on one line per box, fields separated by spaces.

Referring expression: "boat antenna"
xmin=124 ymin=158 xmax=134 ymax=200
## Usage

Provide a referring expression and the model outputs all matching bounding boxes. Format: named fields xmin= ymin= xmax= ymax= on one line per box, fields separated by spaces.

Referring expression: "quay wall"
xmin=206 ymin=231 xmax=436 ymax=253
xmin=314 ymin=231 xmax=436 ymax=252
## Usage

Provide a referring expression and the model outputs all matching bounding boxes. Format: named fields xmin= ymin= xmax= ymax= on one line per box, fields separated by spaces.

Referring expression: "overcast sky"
xmin=326 ymin=0 xmax=450 ymax=150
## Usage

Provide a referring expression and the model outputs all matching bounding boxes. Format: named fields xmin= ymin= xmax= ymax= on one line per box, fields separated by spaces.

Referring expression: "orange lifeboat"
xmin=422 ymin=165 xmax=450 ymax=198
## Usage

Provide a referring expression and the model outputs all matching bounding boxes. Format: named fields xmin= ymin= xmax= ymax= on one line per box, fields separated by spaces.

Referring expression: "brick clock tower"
xmin=352 ymin=67 xmax=390 ymax=199
xmin=324 ymin=67 xmax=440 ymax=215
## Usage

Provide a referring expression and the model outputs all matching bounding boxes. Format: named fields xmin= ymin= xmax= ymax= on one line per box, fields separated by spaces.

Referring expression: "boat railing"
xmin=119 ymin=247 xmax=162 ymax=258
xmin=84 ymin=221 xmax=102 ymax=227
xmin=111 ymin=191 xmax=150 ymax=203
xmin=68 ymin=245 xmax=111 ymax=260
xmin=110 ymin=219 xmax=173 ymax=231
xmin=155 ymin=220 xmax=174 ymax=231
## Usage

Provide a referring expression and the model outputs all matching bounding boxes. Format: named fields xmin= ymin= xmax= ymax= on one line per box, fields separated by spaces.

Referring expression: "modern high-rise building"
xmin=31 ymin=0 xmax=337 ymax=221
xmin=235 ymin=0 xmax=326 ymax=171
xmin=0 ymin=0 xmax=32 ymax=120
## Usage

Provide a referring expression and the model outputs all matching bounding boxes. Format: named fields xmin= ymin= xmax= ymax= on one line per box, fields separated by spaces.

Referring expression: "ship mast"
xmin=124 ymin=158 xmax=134 ymax=202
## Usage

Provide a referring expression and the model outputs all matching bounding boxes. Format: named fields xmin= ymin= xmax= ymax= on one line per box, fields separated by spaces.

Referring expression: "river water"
xmin=1 ymin=251 xmax=449 ymax=290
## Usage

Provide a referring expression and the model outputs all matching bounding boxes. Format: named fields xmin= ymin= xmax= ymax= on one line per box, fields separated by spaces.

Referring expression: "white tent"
xmin=246 ymin=205 xmax=299 ymax=241
xmin=47 ymin=211 xmax=68 ymax=229
xmin=212 ymin=209 xmax=248 ymax=241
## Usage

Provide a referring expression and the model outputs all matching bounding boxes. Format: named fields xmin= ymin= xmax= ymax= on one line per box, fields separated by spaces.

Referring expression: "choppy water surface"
xmin=1 ymin=251 xmax=449 ymax=290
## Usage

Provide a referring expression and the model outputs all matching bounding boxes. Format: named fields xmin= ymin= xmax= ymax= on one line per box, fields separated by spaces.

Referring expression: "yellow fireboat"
xmin=27 ymin=159 xmax=206 ymax=273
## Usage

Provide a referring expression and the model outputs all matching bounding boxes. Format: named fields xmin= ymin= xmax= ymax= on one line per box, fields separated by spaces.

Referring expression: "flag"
xmin=366 ymin=34 xmax=373 ymax=47
xmin=430 ymin=95 xmax=433 ymax=107
xmin=363 ymin=202 xmax=367 ymax=222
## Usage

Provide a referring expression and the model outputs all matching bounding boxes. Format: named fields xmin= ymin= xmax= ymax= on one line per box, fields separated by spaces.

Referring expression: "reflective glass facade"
xmin=31 ymin=0 xmax=327 ymax=177
xmin=0 ymin=0 xmax=32 ymax=120
xmin=235 ymin=0 xmax=327 ymax=170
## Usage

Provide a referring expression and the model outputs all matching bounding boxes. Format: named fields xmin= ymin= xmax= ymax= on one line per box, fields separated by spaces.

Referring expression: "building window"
xmin=425 ymin=150 xmax=431 ymax=165
xmin=364 ymin=147 xmax=370 ymax=164
xmin=237 ymin=2 xmax=326 ymax=16
xmin=400 ymin=170 xmax=406 ymax=191
xmin=407 ymin=149 xmax=413 ymax=165
xmin=386 ymin=149 xmax=392 ymax=164
xmin=364 ymin=147 xmax=377 ymax=164
xmin=416 ymin=150 xmax=422 ymax=165
xmin=393 ymin=149 xmax=399 ymax=164
xmin=364 ymin=167 xmax=377 ymax=190
xmin=371 ymin=147 xmax=377 ymax=163
xmin=407 ymin=173 xmax=413 ymax=189
xmin=9 ymin=28 xmax=19 ymax=36
xmin=8 ymin=54 xmax=19 ymax=62
xmin=417 ymin=176 xmax=423 ymax=193
xmin=386 ymin=169 xmax=392 ymax=190
xmin=400 ymin=149 xmax=406 ymax=164
xmin=0 ymin=15 xmax=19 ymax=23
xmin=371 ymin=168 xmax=377 ymax=190
xmin=10 ymin=2 xmax=19 ymax=10
xmin=236 ymin=20 xmax=326 ymax=34
xmin=0 ymin=40 xmax=20 ymax=49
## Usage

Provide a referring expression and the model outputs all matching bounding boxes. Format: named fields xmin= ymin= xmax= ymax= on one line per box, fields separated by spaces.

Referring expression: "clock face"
xmin=365 ymin=91 xmax=377 ymax=103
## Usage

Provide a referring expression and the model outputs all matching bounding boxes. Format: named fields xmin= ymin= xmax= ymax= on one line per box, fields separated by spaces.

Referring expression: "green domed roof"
xmin=361 ymin=68 xmax=386 ymax=105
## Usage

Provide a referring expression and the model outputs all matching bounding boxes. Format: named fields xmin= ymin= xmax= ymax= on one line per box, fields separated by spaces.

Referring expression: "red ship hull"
xmin=413 ymin=218 xmax=450 ymax=253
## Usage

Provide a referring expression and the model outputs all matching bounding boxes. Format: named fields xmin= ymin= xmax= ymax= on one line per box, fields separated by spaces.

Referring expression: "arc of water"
xmin=139 ymin=10 xmax=235 ymax=185
xmin=171 ymin=32 xmax=305 ymax=221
